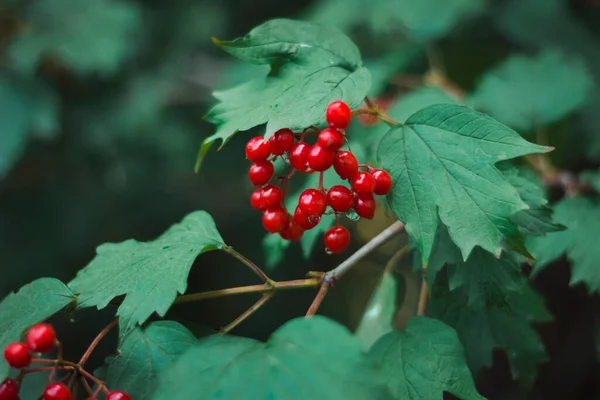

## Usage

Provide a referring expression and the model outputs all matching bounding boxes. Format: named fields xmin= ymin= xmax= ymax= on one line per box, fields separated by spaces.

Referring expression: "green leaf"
xmin=377 ymin=104 xmax=550 ymax=264
xmin=7 ymin=0 xmax=142 ymax=75
xmin=198 ymin=19 xmax=370 ymax=170
xmin=68 ymin=211 xmax=227 ymax=338
xmin=369 ymin=316 xmax=485 ymax=400
xmin=355 ymin=272 xmax=398 ymax=351
xmin=102 ymin=321 xmax=197 ymax=399
xmin=471 ymin=49 xmax=593 ymax=131
xmin=528 ymin=197 xmax=600 ymax=292
xmin=151 ymin=316 xmax=393 ymax=400
xmin=0 ymin=278 xmax=75 ymax=380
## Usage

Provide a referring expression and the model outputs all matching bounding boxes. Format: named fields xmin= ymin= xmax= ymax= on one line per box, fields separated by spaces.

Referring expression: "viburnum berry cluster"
xmin=246 ymin=100 xmax=392 ymax=254
xmin=1 ymin=322 xmax=130 ymax=400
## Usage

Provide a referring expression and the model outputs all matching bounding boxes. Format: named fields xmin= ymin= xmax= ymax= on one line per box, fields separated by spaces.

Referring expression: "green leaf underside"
xmin=103 ymin=321 xmax=197 ymax=400
xmin=197 ymin=19 xmax=371 ymax=170
xmin=471 ymin=49 xmax=593 ymax=131
xmin=0 ymin=278 xmax=75 ymax=380
xmin=528 ymin=197 xmax=600 ymax=292
xmin=68 ymin=211 xmax=226 ymax=338
xmin=377 ymin=104 xmax=550 ymax=264
xmin=369 ymin=317 xmax=485 ymax=400
xmin=152 ymin=316 xmax=393 ymax=400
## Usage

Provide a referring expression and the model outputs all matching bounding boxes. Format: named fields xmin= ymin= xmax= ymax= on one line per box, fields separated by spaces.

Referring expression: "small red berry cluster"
xmin=246 ymin=100 xmax=392 ymax=254
xmin=1 ymin=324 xmax=131 ymax=400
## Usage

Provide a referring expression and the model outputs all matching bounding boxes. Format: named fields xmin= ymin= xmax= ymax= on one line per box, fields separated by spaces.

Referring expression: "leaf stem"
xmin=78 ymin=318 xmax=119 ymax=367
xmin=220 ymin=293 xmax=274 ymax=333
xmin=225 ymin=247 xmax=272 ymax=283
xmin=417 ymin=275 xmax=428 ymax=316
xmin=353 ymin=96 xmax=400 ymax=126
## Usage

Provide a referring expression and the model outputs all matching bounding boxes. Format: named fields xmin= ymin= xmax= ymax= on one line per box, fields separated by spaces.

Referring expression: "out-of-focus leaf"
xmin=387 ymin=86 xmax=456 ymax=123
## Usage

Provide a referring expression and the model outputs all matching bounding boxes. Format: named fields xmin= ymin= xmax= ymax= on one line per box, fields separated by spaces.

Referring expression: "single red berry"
xmin=326 ymin=100 xmax=352 ymax=129
xmin=324 ymin=226 xmax=351 ymax=254
xmin=248 ymin=161 xmax=274 ymax=186
xmin=326 ymin=185 xmax=354 ymax=213
xmin=354 ymin=192 xmax=376 ymax=219
xmin=317 ymin=128 xmax=345 ymax=152
xmin=279 ymin=219 xmax=304 ymax=241
xmin=250 ymin=188 xmax=265 ymax=211
xmin=298 ymin=189 xmax=327 ymax=217
xmin=261 ymin=185 xmax=282 ymax=209
xmin=106 ymin=391 xmax=132 ymax=400
xmin=0 ymin=378 xmax=19 ymax=400
xmin=306 ymin=144 xmax=335 ymax=172
xmin=4 ymin=343 xmax=30 ymax=369
xmin=262 ymin=208 xmax=290 ymax=233
xmin=351 ymin=171 xmax=376 ymax=194
xmin=372 ymin=169 xmax=392 ymax=195
xmin=293 ymin=206 xmax=321 ymax=230
xmin=245 ymin=136 xmax=271 ymax=161
xmin=268 ymin=129 xmax=295 ymax=155
xmin=43 ymin=383 xmax=71 ymax=400
xmin=333 ymin=151 xmax=358 ymax=180
xmin=26 ymin=323 xmax=56 ymax=353
xmin=289 ymin=142 xmax=309 ymax=172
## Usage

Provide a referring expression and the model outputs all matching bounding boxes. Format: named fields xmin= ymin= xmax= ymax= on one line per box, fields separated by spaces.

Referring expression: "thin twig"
xmin=417 ymin=275 xmax=428 ymax=316
xmin=219 ymin=293 xmax=274 ymax=334
xmin=80 ymin=375 xmax=94 ymax=397
xmin=305 ymin=284 xmax=330 ymax=317
xmin=352 ymin=109 xmax=399 ymax=126
xmin=78 ymin=318 xmax=119 ymax=367
xmin=225 ymin=247 xmax=272 ymax=283
xmin=383 ymin=244 xmax=410 ymax=275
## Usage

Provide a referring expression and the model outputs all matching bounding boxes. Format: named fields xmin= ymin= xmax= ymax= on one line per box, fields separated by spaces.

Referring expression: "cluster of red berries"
xmin=246 ymin=100 xmax=392 ymax=254
xmin=1 ymin=323 xmax=131 ymax=400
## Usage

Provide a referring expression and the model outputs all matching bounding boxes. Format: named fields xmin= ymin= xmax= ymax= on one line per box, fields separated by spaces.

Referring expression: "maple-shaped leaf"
xmin=528 ymin=197 xmax=600 ymax=292
xmin=369 ymin=316 xmax=485 ymax=400
xmin=377 ymin=104 xmax=551 ymax=264
xmin=68 ymin=211 xmax=227 ymax=338
xmin=196 ymin=19 xmax=370 ymax=170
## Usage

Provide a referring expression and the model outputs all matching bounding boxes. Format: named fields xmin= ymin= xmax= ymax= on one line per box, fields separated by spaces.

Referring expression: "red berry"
xmin=289 ymin=142 xmax=309 ymax=172
xmin=248 ymin=161 xmax=274 ymax=186
xmin=306 ymin=144 xmax=335 ymax=172
xmin=268 ymin=129 xmax=295 ymax=155
xmin=261 ymin=185 xmax=282 ymax=209
xmin=326 ymin=185 xmax=354 ymax=213
xmin=333 ymin=151 xmax=358 ymax=180
xmin=262 ymin=208 xmax=289 ymax=233
xmin=26 ymin=323 xmax=56 ymax=353
xmin=317 ymin=128 xmax=345 ymax=152
xmin=4 ymin=343 xmax=30 ymax=369
xmin=351 ymin=171 xmax=376 ymax=194
xmin=293 ymin=206 xmax=321 ymax=230
xmin=354 ymin=192 xmax=376 ymax=219
xmin=43 ymin=383 xmax=70 ymax=400
xmin=106 ymin=391 xmax=131 ymax=400
xmin=250 ymin=188 xmax=265 ymax=211
xmin=245 ymin=136 xmax=271 ymax=162
xmin=326 ymin=100 xmax=352 ymax=129
xmin=372 ymin=169 xmax=392 ymax=195
xmin=0 ymin=378 xmax=19 ymax=400
xmin=298 ymin=189 xmax=327 ymax=217
xmin=324 ymin=226 xmax=351 ymax=254
xmin=279 ymin=219 xmax=304 ymax=241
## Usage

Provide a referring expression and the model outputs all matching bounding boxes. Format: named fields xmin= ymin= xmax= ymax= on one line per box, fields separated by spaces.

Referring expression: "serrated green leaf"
xmin=471 ymin=49 xmax=593 ymax=131
xmin=528 ymin=197 xmax=600 ymax=292
xmin=369 ymin=316 xmax=485 ymax=400
xmin=0 ymin=278 xmax=75 ymax=380
xmin=8 ymin=0 xmax=141 ymax=75
xmin=377 ymin=104 xmax=550 ymax=264
xmin=151 ymin=316 xmax=393 ymax=400
xmin=68 ymin=211 xmax=227 ymax=338
xmin=198 ymin=19 xmax=371 ymax=169
xmin=102 ymin=321 xmax=196 ymax=399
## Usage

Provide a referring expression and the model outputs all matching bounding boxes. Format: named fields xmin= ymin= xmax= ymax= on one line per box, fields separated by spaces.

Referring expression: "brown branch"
xmin=417 ymin=275 xmax=428 ymax=316
xmin=219 ymin=293 xmax=274 ymax=334
xmin=305 ymin=284 xmax=330 ymax=317
xmin=78 ymin=318 xmax=119 ymax=367
xmin=225 ymin=247 xmax=272 ymax=283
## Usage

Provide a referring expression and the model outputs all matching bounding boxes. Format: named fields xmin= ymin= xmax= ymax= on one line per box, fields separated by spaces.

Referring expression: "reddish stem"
xmin=79 ymin=318 xmax=119 ymax=367
xmin=80 ymin=375 xmax=94 ymax=396
xmin=306 ymin=284 xmax=329 ymax=317
xmin=318 ymin=171 xmax=324 ymax=191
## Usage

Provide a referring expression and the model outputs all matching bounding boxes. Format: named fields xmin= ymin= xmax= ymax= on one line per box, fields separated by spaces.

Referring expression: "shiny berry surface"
xmin=245 ymin=136 xmax=271 ymax=161
xmin=268 ymin=129 xmax=295 ymax=155
xmin=326 ymin=100 xmax=352 ymax=130
xmin=293 ymin=206 xmax=320 ymax=230
xmin=106 ymin=391 xmax=132 ymax=400
xmin=0 ymin=378 xmax=19 ymax=400
xmin=306 ymin=144 xmax=335 ymax=172
xmin=372 ymin=169 xmax=392 ymax=195
xmin=298 ymin=189 xmax=327 ymax=217
xmin=289 ymin=142 xmax=309 ymax=172
xmin=333 ymin=151 xmax=358 ymax=180
xmin=262 ymin=209 xmax=289 ymax=233
xmin=26 ymin=323 xmax=56 ymax=353
xmin=43 ymin=383 xmax=71 ymax=400
xmin=4 ymin=343 xmax=30 ymax=369
xmin=354 ymin=192 xmax=376 ymax=219
xmin=279 ymin=219 xmax=304 ymax=241
xmin=261 ymin=185 xmax=282 ymax=209
xmin=351 ymin=171 xmax=376 ymax=194
xmin=326 ymin=185 xmax=354 ymax=213
xmin=248 ymin=161 xmax=274 ymax=186
xmin=317 ymin=128 xmax=345 ymax=152
xmin=324 ymin=226 xmax=351 ymax=254
xmin=250 ymin=188 xmax=265 ymax=211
